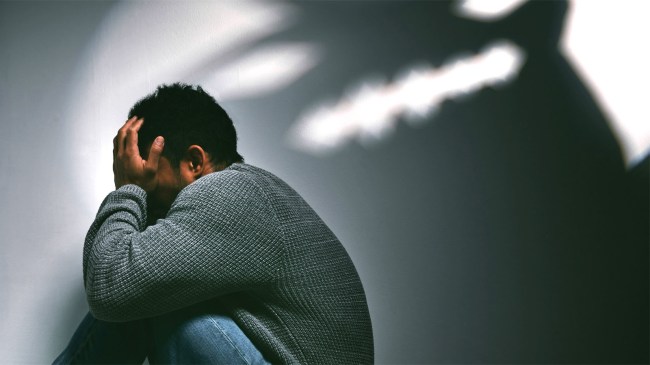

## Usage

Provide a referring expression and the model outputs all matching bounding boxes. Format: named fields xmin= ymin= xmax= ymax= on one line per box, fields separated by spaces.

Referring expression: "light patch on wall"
xmin=65 ymin=0 xmax=304 ymax=213
xmin=453 ymin=0 xmax=529 ymax=21
xmin=287 ymin=41 xmax=525 ymax=155
xmin=561 ymin=0 xmax=650 ymax=166
xmin=205 ymin=43 xmax=320 ymax=101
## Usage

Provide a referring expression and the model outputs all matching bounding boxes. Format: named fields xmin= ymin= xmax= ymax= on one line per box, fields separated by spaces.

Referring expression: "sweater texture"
xmin=83 ymin=163 xmax=374 ymax=364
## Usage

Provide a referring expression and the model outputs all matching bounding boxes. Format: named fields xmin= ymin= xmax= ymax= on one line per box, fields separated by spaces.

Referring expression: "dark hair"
xmin=129 ymin=83 xmax=243 ymax=167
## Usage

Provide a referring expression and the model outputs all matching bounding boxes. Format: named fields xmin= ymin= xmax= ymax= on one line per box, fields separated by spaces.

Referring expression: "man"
xmin=55 ymin=83 xmax=374 ymax=364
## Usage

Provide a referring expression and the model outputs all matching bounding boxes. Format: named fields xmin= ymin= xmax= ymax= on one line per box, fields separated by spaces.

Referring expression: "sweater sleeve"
xmin=83 ymin=170 xmax=284 ymax=322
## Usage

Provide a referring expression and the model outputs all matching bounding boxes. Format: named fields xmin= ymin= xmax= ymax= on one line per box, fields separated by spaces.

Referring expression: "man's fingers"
xmin=113 ymin=117 xmax=162 ymax=191
xmin=125 ymin=115 xmax=138 ymax=127
xmin=132 ymin=118 xmax=144 ymax=131
xmin=119 ymin=116 xmax=138 ymax=135
xmin=116 ymin=116 xmax=138 ymax=157
xmin=144 ymin=136 xmax=165 ymax=174
xmin=116 ymin=129 xmax=127 ymax=157
xmin=125 ymin=118 xmax=144 ymax=156
xmin=125 ymin=128 xmax=139 ymax=156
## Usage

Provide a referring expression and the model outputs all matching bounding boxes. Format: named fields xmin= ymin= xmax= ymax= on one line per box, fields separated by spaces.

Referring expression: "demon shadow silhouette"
xmin=210 ymin=1 xmax=647 ymax=362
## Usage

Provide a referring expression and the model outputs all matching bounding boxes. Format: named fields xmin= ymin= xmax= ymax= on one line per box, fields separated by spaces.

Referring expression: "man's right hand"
xmin=112 ymin=116 xmax=164 ymax=193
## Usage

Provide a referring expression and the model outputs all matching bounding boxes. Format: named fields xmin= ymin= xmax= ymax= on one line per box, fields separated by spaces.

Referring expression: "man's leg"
xmin=54 ymin=308 xmax=269 ymax=364
xmin=53 ymin=312 xmax=148 ymax=364
xmin=147 ymin=307 xmax=270 ymax=365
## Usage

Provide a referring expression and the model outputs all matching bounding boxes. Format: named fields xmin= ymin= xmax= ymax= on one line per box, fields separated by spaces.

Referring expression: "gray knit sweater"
xmin=83 ymin=163 xmax=373 ymax=364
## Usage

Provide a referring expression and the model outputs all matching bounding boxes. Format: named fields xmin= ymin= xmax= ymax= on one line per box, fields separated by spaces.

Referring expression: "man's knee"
xmin=147 ymin=310 xmax=269 ymax=365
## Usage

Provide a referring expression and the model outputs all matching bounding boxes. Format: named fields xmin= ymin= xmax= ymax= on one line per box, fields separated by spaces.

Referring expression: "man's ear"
xmin=184 ymin=145 xmax=210 ymax=178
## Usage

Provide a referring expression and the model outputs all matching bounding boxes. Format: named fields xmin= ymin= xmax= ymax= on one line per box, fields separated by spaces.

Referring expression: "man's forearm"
xmin=82 ymin=172 xmax=284 ymax=322
xmin=83 ymin=184 xmax=149 ymax=321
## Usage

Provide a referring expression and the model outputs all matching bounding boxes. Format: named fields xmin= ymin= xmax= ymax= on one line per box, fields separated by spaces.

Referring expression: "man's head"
xmin=128 ymin=83 xmax=243 ymax=221
xmin=130 ymin=83 xmax=243 ymax=167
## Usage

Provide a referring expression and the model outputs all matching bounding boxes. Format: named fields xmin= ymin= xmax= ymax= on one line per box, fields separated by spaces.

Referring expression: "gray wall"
xmin=1 ymin=1 xmax=647 ymax=363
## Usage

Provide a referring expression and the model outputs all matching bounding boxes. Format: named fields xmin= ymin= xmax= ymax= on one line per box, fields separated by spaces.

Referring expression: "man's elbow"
xmin=85 ymin=286 xmax=136 ymax=322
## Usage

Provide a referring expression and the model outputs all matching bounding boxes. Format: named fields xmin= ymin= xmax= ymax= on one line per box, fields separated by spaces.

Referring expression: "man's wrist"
xmin=117 ymin=183 xmax=146 ymax=193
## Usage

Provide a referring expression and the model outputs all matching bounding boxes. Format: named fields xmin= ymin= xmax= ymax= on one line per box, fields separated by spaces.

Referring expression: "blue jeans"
xmin=53 ymin=306 xmax=270 ymax=364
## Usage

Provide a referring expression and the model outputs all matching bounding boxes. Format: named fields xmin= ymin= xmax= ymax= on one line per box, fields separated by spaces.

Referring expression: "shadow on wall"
xmin=219 ymin=0 xmax=647 ymax=362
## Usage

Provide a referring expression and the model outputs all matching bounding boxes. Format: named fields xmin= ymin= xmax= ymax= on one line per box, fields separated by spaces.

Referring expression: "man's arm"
xmin=83 ymin=171 xmax=285 ymax=322
xmin=84 ymin=116 xmax=283 ymax=322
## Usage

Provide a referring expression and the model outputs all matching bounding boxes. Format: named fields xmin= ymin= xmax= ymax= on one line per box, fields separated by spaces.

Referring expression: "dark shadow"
xmin=216 ymin=0 xmax=648 ymax=362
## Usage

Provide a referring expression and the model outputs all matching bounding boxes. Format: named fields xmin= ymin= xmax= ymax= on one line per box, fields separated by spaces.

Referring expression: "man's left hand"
xmin=113 ymin=116 xmax=164 ymax=193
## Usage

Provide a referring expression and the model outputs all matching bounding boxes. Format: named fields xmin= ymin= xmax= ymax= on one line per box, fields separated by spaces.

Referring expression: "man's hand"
xmin=113 ymin=116 xmax=164 ymax=192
